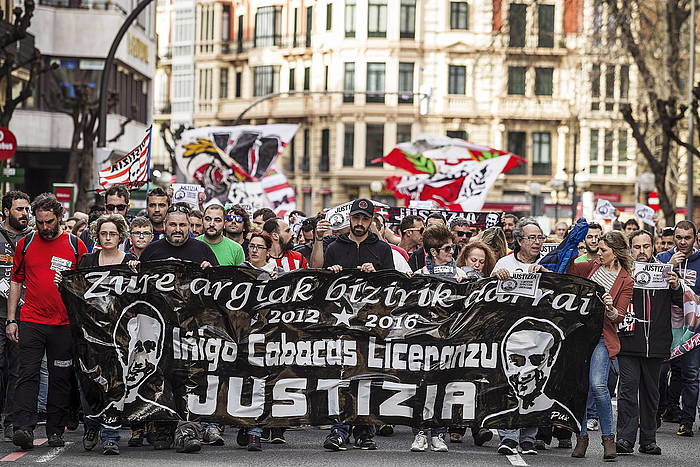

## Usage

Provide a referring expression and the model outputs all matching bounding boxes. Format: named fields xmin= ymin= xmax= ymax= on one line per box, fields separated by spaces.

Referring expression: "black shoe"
xmin=65 ymin=411 xmax=79 ymax=431
xmin=153 ymin=433 xmax=173 ymax=450
xmin=128 ymin=428 xmax=144 ymax=447
xmin=3 ymin=424 xmax=12 ymax=442
xmin=677 ymin=424 xmax=694 ymax=437
xmin=639 ymin=442 xmax=661 ymax=455
xmin=48 ymin=433 xmax=65 ymax=447
xmin=616 ymin=439 xmax=634 ymax=454
xmin=174 ymin=426 xmax=201 ymax=454
xmin=534 ymin=439 xmax=547 ymax=450
xmin=270 ymin=428 xmax=286 ymax=444
xmin=103 ymin=442 xmax=120 ymax=455
xmin=247 ymin=434 xmax=262 ymax=451
xmin=13 ymin=429 xmax=33 ymax=450
xmin=520 ymin=441 xmax=537 ymax=455
xmin=323 ymin=432 xmax=347 ymax=451
xmin=260 ymin=428 xmax=271 ymax=442
xmin=354 ymin=436 xmax=377 ymax=450
xmin=497 ymin=439 xmax=518 ymax=455
xmin=236 ymin=428 xmax=248 ymax=447
xmin=473 ymin=428 xmax=493 ymax=447
xmin=376 ymin=425 xmax=394 ymax=437
xmin=83 ymin=428 xmax=99 ymax=451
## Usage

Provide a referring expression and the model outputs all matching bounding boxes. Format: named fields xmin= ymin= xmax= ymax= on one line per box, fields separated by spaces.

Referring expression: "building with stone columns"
xmin=154 ymin=0 xmax=643 ymax=220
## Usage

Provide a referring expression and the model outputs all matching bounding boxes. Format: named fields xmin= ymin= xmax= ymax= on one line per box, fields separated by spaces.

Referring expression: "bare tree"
xmin=602 ymin=0 xmax=693 ymax=225
xmin=0 ymin=0 xmax=56 ymax=128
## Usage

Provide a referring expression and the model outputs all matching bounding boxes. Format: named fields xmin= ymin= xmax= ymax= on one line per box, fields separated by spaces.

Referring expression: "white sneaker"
xmin=430 ymin=433 xmax=448 ymax=452
xmin=586 ymin=419 xmax=599 ymax=431
xmin=411 ymin=433 xmax=429 ymax=452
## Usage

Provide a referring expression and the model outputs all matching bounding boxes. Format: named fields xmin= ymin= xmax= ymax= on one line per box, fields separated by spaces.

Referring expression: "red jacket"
xmin=568 ymin=260 xmax=633 ymax=359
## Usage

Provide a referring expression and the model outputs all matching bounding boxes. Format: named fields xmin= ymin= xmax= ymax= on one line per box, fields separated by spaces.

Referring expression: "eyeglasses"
xmin=249 ymin=244 xmax=268 ymax=251
xmin=225 ymin=214 xmax=244 ymax=223
xmin=404 ymin=227 xmax=424 ymax=234
xmin=99 ymin=231 xmax=119 ymax=238
xmin=167 ymin=205 xmax=191 ymax=215
xmin=130 ymin=231 xmax=153 ymax=238
xmin=520 ymin=235 xmax=546 ymax=242
xmin=105 ymin=204 xmax=128 ymax=212
xmin=454 ymin=231 xmax=472 ymax=238
xmin=436 ymin=244 xmax=454 ymax=253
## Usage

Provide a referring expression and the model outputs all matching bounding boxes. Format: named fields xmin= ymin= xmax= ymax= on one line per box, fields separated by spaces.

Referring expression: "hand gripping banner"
xmin=60 ymin=262 xmax=604 ymax=432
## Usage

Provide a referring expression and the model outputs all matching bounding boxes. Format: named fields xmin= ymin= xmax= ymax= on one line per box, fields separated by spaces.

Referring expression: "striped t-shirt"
xmin=590 ymin=266 xmax=617 ymax=293
xmin=267 ymin=250 xmax=308 ymax=273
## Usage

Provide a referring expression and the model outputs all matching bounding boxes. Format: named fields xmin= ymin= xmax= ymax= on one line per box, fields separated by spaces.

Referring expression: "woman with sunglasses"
xmin=409 ymin=225 xmax=467 ymax=453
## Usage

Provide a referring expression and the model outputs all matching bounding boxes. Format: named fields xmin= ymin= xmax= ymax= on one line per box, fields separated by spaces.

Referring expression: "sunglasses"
xmin=225 ymin=214 xmax=244 ymax=222
xmin=167 ymin=205 xmax=191 ymax=215
xmin=405 ymin=227 xmax=424 ymax=234
xmin=105 ymin=204 xmax=128 ymax=212
xmin=454 ymin=231 xmax=472 ymax=237
xmin=436 ymin=244 xmax=454 ymax=253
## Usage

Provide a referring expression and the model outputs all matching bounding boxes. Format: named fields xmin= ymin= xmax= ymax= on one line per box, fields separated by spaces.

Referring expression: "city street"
xmin=0 ymin=418 xmax=691 ymax=466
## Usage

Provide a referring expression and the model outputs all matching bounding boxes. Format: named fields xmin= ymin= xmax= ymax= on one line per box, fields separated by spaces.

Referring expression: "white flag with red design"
xmin=98 ymin=126 xmax=152 ymax=190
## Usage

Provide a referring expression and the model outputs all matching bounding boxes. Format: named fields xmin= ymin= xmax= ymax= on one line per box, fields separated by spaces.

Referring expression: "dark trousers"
xmin=658 ymin=357 xmax=682 ymax=416
xmin=678 ymin=346 xmax=700 ymax=427
xmin=13 ymin=322 xmax=73 ymax=436
xmin=0 ymin=336 xmax=18 ymax=425
xmin=616 ymin=355 xmax=663 ymax=445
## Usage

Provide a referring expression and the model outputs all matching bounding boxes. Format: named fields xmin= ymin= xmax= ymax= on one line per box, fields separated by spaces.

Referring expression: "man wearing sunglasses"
xmin=450 ymin=218 xmax=472 ymax=250
xmin=104 ymin=186 xmax=130 ymax=218
xmin=398 ymin=215 xmax=424 ymax=255
xmin=224 ymin=205 xmax=251 ymax=250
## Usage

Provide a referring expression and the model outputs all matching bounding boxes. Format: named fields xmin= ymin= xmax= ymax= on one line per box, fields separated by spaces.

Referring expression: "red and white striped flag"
xmin=98 ymin=126 xmax=152 ymax=190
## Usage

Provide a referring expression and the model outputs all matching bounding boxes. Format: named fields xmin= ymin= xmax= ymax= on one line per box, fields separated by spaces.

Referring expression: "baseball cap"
xmin=349 ymin=198 xmax=374 ymax=218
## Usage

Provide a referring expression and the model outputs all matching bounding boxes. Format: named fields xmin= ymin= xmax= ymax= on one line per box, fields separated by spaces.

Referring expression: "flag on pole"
xmin=635 ymin=203 xmax=656 ymax=226
xmin=98 ymin=126 xmax=152 ymax=190
xmin=595 ymin=199 xmax=616 ymax=220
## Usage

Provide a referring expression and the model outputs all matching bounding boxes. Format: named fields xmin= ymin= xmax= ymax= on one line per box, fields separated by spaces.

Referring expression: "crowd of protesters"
xmin=0 ymin=185 xmax=696 ymax=461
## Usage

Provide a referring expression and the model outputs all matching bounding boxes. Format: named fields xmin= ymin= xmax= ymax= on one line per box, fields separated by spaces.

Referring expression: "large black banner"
xmin=60 ymin=262 xmax=603 ymax=432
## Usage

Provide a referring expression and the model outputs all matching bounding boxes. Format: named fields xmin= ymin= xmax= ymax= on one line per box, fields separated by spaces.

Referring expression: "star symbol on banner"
xmin=331 ymin=308 xmax=355 ymax=326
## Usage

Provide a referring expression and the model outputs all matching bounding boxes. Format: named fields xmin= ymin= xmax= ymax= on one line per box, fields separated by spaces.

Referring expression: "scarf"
xmin=425 ymin=255 xmax=458 ymax=280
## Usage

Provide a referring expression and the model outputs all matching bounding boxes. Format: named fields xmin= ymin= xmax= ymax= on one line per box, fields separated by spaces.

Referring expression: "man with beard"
xmin=145 ymin=187 xmax=170 ymax=243
xmin=138 ymin=204 xmax=218 ymax=453
xmin=616 ymin=230 xmax=682 ymax=456
xmin=6 ymin=193 xmax=87 ymax=450
xmin=502 ymin=213 xmax=518 ymax=250
xmin=0 ymin=191 xmax=31 ymax=439
xmin=450 ymin=218 xmax=473 ymax=250
xmin=197 ymin=205 xmax=244 ymax=266
xmin=224 ymin=205 xmax=250 ymax=248
xmin=262 ymin=218 xmax=308 ymax=272
xmin=322 ymin=199 xmax=393 ymax=453
xmin=656 ymin=220 xmax=700 ymax=437
xmin=575 ymin=222 xmax=602 ymax=263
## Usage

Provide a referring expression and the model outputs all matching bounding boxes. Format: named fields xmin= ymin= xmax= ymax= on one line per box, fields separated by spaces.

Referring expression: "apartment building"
xmin=155 ymin=0 xmax=641 ymax=216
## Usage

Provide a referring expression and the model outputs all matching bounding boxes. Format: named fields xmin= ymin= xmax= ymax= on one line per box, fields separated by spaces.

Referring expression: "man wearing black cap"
xmin=322 ymin=199 xmax=393 ymax=452
xmin=323 ymin=199 xmax=394 ymax=273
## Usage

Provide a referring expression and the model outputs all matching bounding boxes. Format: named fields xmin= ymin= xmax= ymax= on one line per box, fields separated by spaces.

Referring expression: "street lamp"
xmin=550 ymin=176 xmax=567 ymax=224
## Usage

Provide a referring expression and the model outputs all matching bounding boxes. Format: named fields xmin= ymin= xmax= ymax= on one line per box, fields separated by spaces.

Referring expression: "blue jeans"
xmin=498 ymin=427 xmax=537 ymax=445
xmin=580 ymin=338 xmax=614 ymax=436
xmin=586 ymin=391 xmax=597 ymax=420
xmin=331 ymin=424 xmax=374 ymax=441
xmin=679 ymin=346 xmax=700 ymax=427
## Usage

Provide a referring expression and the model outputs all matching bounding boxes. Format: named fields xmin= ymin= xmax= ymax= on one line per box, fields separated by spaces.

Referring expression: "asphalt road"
xmin=0 ymin=418 xmax=693 ymax=466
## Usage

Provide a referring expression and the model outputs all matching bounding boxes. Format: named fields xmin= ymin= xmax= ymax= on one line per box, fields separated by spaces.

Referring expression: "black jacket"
xmin=618 ymin=283 xmax=683 ymax=359
xmin=323 ymin=232 xmax=394 ymax=270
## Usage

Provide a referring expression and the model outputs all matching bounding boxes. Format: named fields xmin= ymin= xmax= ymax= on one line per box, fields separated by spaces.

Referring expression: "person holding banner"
xmin=197 ymin=205 xmax=245 ymax=266
xmin=491 ymin=218 xmax=545 ymax=455
xmin=456 ymin=242 xmax=497 ymax=277
xmin=145 ymin=188 xmax=170 ymax=243
xmin=615 ymin=230 xmax=682 ymax=456
xmin=656 ymin=220 xmax=700 ymax=438
xmin=322 ymin=199 xmax=393 ymax=452
xmin=568 ymin=230 xmax=633 ymax=460
xmin=58 ymin=214 xmax=136 ymax=456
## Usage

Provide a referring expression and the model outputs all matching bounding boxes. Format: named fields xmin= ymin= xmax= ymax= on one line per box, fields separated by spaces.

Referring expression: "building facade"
xmin=155 ymin=0 xmax=646 ymax=219
xmin=9 ymin=0 xmax=157 ymax=198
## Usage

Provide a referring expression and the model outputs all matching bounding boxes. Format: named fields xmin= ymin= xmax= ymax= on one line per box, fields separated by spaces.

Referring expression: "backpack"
xmin=17 ymin=232 xmax=81 ymax=271
xmin=538 ymin=218 xmax=589 ymax=274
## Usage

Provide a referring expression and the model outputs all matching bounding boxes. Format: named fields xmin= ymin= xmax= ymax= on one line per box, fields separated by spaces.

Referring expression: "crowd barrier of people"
xmin=0 ymin=185 xmax=694 ymax=461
